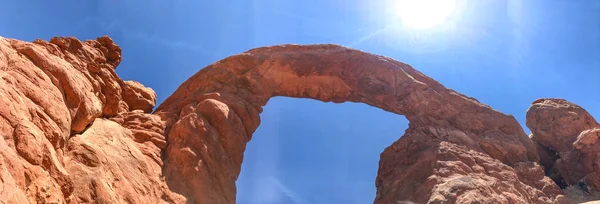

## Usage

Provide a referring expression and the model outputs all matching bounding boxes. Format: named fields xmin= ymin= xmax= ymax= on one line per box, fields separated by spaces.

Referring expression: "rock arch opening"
xmin=235 ymin=97 xmax=408 ymax=203
xmin=0 ymin=36 xmax=569 ymax=203
xmin=154 ymin=44 xmax=540 ymax=203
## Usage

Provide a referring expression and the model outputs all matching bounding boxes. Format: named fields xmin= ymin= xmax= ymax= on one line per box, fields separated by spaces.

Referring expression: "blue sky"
xmin=2 ymin=0 xmax=599 ymax=203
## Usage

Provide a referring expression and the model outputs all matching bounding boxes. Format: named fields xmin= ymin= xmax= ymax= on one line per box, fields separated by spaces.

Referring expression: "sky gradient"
xmin=2 ymin=0 xmax=600 ymax=203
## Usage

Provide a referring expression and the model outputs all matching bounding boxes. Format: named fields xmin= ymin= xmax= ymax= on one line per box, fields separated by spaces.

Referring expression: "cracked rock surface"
xmin=0 ymin=36 xmax=182 ymax=203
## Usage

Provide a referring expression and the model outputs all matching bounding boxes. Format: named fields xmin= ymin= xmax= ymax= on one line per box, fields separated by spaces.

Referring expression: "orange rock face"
xmin=0 ymin=36 xmax=182 ymax=203
xmin=527 ymin=98 xmax=600 ymax=201
xmin=154 ymin=44 xmax=560 ymax=203
xmin=0 ymin=36 xmax=592 ymax=203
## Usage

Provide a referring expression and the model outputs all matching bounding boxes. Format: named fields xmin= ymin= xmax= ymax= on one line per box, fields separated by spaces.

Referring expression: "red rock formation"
xmin=0 ymin=36 xmax=182 ymax=203
xmin=527 ymin=98 xmax=600 ymax=201
xmin=527 ymin=99 xmax=598 ymax=154
xmin=155 ymin=44 xmax=561 ymax=203
xmin=0 ymin=36 xmax=580 ymax=203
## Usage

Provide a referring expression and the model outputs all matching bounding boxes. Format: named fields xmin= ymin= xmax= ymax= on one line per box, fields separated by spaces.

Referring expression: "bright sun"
xmin=394 ymin=0 xmax=457 ymax=29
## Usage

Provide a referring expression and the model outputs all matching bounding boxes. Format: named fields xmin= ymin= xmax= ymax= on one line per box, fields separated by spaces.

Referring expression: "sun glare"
xmin=394 ymin=0 xmax=457 ymax=29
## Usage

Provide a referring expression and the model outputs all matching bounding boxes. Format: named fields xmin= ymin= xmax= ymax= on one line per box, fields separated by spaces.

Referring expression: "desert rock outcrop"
xmin=155 ymin=44 xmax=560 ymax=203
xmin=0 ymin=36 xmax=182 ymax=203
xmin=0 ymin=36 xmax=592 ymax=203
xmin=527 ymin=98 xmax=600 ymax=202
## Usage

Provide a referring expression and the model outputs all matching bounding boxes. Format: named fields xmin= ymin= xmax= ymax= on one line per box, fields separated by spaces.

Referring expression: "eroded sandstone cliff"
xmin=0 ymin=36 xmax=597 ymax=203
xmin=0 ymin=36 xmax=183 ymax=203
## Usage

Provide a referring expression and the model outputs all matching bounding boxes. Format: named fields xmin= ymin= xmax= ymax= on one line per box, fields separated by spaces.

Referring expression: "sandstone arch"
xmin=1 ymin=36 xmax=565 ymax=203
xmin=154 ymin=44 xmax=549 ymax=203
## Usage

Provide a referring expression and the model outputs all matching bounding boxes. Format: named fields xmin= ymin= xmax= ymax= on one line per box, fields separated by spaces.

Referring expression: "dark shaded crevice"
xmin=70 ymin=119 xmax=95 ymax=137
xmin=537 ymin=144 xmax=568 ymax=189
xmin=549 ymin=165 xmax=568 ymax=189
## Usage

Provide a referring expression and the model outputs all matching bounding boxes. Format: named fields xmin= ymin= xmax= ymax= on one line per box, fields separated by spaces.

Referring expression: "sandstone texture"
xmin=527 ymin=99 xmax=600 ymax=202
xmin=0 ymin=36 xmax=182 ymax=203
xmin=0 ymin=36 xmax=597 ymax=203
xmin=154 ymin=44 xmax=560 ymax=203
